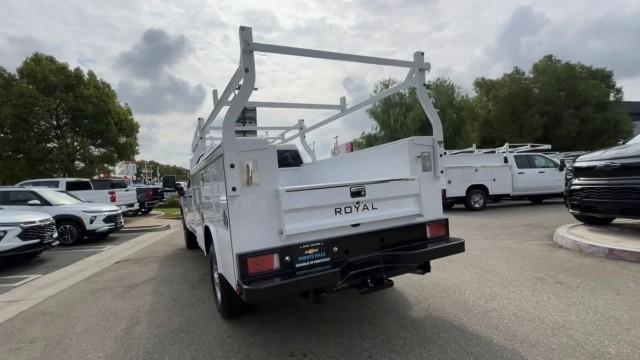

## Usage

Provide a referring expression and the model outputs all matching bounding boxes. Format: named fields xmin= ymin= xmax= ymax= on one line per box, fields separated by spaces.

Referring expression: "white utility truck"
xmin=180 ymin=26 xmax=465 ymax=318
xmin=443 ymin=144 xmax=567 ymax=210
xmin=17 ymin=178 xmax=138 ymax=213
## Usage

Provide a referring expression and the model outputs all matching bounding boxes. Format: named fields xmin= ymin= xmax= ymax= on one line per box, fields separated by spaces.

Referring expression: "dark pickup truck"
xmin=133 ymin=185 xmax=165 ymax=214
xmin=565 ymin=133 xmax=640 ymax=225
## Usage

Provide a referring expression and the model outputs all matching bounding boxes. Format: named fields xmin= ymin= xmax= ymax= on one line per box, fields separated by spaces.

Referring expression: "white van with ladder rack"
xmin=180 ymin=26 xmax=465 ymax=318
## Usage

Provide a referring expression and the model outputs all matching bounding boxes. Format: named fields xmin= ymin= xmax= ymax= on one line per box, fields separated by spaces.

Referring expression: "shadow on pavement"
xmin=447 ymin=199 xmax=564 ymax=213
xmin=135 ymin=246 xmax=523 ymax=360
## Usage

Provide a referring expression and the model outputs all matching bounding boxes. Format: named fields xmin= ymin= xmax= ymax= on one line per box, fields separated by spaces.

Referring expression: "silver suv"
xmin=0 ymin=209 xmax=59 ymax=258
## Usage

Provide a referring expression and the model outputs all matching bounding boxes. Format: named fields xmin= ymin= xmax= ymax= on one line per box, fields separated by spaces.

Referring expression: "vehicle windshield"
xmin=628 ymin=134 xmax=640 ymax=144
xmin=38 ymin=189 xmax=85 ymax=205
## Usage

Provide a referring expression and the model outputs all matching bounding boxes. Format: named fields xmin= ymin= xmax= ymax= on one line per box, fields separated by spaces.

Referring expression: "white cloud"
xmin=0 ymin=0 xmax=639 ymax=167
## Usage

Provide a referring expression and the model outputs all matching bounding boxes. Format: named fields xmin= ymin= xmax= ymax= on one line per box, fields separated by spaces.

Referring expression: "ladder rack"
xmin=190 ymin=26 xmax=446 ymax=195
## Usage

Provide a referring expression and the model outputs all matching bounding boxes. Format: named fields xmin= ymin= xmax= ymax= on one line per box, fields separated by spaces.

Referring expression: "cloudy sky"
xmin=1 ymin=0 xmax=639 ymax=167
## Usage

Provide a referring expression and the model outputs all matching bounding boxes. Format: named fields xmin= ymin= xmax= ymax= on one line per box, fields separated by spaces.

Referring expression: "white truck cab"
xmin=443 ymin=144 xmax=566 ymax=210
xmin=180 ymin=26 xmax=465 ymax=318
xmin=17 ymin=178 xmax=138 ymax=213
xmin=0 ymin=209 xmax=58 ymax=258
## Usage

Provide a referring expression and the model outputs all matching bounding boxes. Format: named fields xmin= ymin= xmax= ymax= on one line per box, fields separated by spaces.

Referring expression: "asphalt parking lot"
xmin=1 ymin=201 xmax=639 ymax=360
xmin=0 ymin=232 xmax=140 ymax=295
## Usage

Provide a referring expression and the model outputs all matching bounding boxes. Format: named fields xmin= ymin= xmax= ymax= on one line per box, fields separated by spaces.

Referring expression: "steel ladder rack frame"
xmin=191 ymin=25 xmax=446 ymax=197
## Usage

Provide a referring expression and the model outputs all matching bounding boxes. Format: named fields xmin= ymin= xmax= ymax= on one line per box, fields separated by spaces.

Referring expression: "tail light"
xmin=427 ymin=220 xmax=448 ymax=240
xmin=246 ymin=253 xmax=280 ymax=275
xmin=145 ymin=189 xmax=153 ymax=201
xmin=108 ymin=191 xmax=116 ymax=203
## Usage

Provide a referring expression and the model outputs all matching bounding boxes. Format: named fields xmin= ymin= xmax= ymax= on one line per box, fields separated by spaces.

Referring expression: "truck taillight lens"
xmin=247 ymin=253 xmax=280 ymax=275
xmin=427 ymin=220 xmax=448 ymax=239
xmin=108 ymin=191 xmax=116 ymax=203
xmin=145 ymin=189 xmax=153 ymax=201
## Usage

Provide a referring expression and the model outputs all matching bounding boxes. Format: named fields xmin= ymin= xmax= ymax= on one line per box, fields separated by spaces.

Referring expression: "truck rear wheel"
xmin=572 ymin=215 xmax=615 ymax=225
xmin=209 ymin=245 xmax=246 ymax=318
xmin=183 ymin=228 xmax=198 ymax=249
xmin=465 ymin=189 xmax=487 ymax=211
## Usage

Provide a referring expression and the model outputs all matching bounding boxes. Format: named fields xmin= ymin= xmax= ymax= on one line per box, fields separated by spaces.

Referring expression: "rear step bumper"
xmin=238 ymin=237 xmax=464 ymax=303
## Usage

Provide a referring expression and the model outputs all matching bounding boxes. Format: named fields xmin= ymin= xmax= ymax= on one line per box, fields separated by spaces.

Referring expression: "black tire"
xmin=183 ymin=227 xmax=198 ymax=249
xmin=57 ymin=221 xmax=84 ymax=246
xmin=443 ymin=200 xmax=456 ymax=210
xmin=124 ymin=210 xmax=139 ymax=217
xmin=464 ymin=188 xmax=488 ymax=211
xmin=209 ymin=244 xmax=246 ymax=318
xmin=140 ymin=207 xmax=153 ymax=215
xmin=529 ymin=196 xmax=545 ymax=204
xmin=572 ymin=214 xmax=615 ymax=225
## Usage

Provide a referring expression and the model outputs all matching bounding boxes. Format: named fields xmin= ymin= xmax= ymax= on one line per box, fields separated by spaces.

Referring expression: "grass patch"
xmin=158 ymin=207 xmax=181 ymax=219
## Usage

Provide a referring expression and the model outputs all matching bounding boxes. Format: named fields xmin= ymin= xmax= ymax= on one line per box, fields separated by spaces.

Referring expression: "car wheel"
xmin=57 ymin=221 xmax=84 ymax=246
xmin=210 ymin=244 xmax=246 ymax=319
xmin=465 ymin=189 xmax=488 ymax=211
xmin=140 ymin=207 xmax=153 ymax=215
xmin=572 ymin=215 xmax=615 ymax=225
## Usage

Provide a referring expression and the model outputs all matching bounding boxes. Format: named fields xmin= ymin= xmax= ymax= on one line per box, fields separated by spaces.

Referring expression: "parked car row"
xmin=0 ymin=187 xmax=123 ymax=247
xmin=0 ymin=175 xmax=168 ymax=259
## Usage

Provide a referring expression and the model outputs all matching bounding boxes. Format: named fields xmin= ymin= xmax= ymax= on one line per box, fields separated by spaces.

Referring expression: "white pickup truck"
xmin=443 ymin=151 xmax=566 ymax=210
xmin=180 ymin=26 xmax=465 ymax=318
xmin=17 ymin=178 xmax=138 ymax=213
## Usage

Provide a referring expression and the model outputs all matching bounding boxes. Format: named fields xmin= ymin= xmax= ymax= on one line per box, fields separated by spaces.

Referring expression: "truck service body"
xmin=181 ymin=26 xmax=464 ymax=318
xmin=443 ymin=144 xmax=566 ymax=210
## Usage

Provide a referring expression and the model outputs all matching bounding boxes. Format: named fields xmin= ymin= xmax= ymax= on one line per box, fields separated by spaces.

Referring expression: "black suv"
xmin=565 ymin=133 xmax=640 ymax=225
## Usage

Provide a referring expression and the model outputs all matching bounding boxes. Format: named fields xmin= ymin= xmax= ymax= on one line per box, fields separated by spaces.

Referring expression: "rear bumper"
xmin=140 ymin=200 xmax=162 ymax=208
xmin=238 ymin=237 xmax=464 ymax=303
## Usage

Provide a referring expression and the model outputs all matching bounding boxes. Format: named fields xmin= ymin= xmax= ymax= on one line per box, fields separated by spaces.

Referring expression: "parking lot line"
xmin=0 ymin=226 xmax=179 ymax=325
xmin=47 ymin=246 xmax=113 ymax=253
xmin=0 ymin=275 xmax=43 ymax=287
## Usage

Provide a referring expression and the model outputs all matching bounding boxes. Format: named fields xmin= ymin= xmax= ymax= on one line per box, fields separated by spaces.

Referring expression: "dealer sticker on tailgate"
xmin=293 ymin=242 xmax=331 ymax=268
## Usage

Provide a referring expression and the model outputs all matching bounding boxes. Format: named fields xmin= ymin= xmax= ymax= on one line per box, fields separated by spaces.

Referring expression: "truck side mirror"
xmin=559 ymin=159 xmax=566 ymax=172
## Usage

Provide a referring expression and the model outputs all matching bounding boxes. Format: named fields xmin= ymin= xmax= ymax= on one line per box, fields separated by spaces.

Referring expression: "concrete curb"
xmin=0 ymin=227 xmax=180 ymax=324
xmin=120 ymin=224 xmax=172 ymax=233
xmin=553 ymin=224 xmax=640 ymax=262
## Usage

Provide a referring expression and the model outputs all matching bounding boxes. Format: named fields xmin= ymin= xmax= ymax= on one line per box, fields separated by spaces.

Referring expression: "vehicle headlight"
xmin=565 ymin=166 xmax=574 ymax=184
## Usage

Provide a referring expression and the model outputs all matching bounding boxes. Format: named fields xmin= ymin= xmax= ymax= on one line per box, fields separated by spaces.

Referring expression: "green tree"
xmin=354 ymin=78 xmax=475 ymax=149
xmin=0 ymin=53 xmax=139 ymax=185
xmin=135 ymin=160 xmax=189 ymax=182
xmin=473 ymin=55 xmax=633 ymax=150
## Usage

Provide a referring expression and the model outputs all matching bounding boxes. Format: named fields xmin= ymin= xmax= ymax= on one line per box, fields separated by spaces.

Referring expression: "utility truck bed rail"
xmin=180 ymin=26 xmax=464 ymax=318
